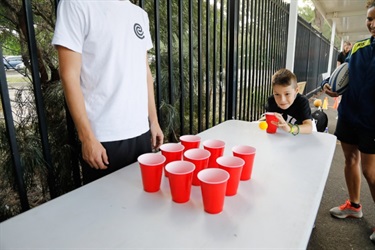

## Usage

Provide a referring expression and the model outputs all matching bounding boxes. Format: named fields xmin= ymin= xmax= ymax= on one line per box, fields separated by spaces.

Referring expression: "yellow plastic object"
xmin=322 ymin=97 xmax=328 ymax=110
xmin=259 ymin=121 xmax=268 ymax=130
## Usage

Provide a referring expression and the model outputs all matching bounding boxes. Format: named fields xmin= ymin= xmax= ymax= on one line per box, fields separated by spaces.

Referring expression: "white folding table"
xmin=0 ymin=120 xmax=337 ymax=249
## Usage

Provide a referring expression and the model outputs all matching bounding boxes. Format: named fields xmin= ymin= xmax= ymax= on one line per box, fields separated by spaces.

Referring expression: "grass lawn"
xmin=6 ymin=76 xmax=30 ymax=84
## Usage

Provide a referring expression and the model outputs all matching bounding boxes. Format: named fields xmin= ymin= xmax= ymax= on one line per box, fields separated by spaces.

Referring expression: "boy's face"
xmin=272 ymin=84 xmax=298 ymax=110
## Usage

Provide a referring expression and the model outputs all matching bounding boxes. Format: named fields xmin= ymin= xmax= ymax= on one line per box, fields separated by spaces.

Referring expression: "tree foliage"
xmin=0 ymin=0 xmax=59 ymax=84
xmin=0 ymin=0 xmax=74 ymax=221
xmin=298 ymin=0 xmax=340 ymax=47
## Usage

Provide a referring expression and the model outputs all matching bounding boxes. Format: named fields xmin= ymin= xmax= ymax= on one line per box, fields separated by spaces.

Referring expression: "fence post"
xmin=22 ymin=0 xmax=56 ymax=198
xmin=0 ymin=49 xmax=30 ymax=211
xmin=226 ymin=0 xmax=239 ymax=120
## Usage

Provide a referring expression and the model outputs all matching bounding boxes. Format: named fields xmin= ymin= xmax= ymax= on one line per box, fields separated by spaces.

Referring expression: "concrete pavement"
xmin=306 ymin=92 xmax=375 ymax=250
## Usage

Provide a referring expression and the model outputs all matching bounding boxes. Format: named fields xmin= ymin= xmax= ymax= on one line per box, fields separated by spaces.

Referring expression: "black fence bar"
xmin=153 ymin=0 xmax=162 ymax=121
xmin=218 ymin=0 xmax=225 ymax=124
xmin=22 ymin=0 xmax=56 ymax=198
xmin=197 ymin=1 xmax=203 ymax=132
xmin=254 ymin=1 xmax=261 ymax=119
xmin=204 ymin=1 xmax=211 ymax=129
xmin=245 ymin=0 xmax=251 ymax=118
xmin=260 ymin=0 xmax=266 ymax=115
xmin=167 ymin=0 xmax=174 ymax=107
xmin=212 ymin=0 xmax=218 ymax=127
xmin=188 ymin=0 xmax=194 ymax=134
xmin=178 ymin=0 xmax=184 ymax=134
xmin=0 ymin=50 xmax=30 ymax=211
xmin=247 ymin=0 xmax=255 ymax=121
xmin=265 ymin=0 xmax=271 ymax=98
xmin=262 ymin=0 xmax=270 ymax=108
xmin=237 ymin=1 xmax=247 ymax=120
xmin=226 ymin=0 xmax=239 ymax=120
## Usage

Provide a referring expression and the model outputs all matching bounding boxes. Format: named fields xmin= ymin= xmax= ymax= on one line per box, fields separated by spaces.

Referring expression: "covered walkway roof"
xmin=312 ymin=0 xmax=369 ymax=43
xmin=286 ymin=0 xmax=370 ymax=74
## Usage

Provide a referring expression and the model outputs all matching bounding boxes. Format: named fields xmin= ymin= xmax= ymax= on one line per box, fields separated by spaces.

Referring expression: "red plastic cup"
xmin=183 ymin=148 xmax=211 ymax=186
xmin=265 ymin=112 xmax=278 ymax=134
xmin=216 ymin=156 xmax=245 ymax=196
xmin=138 ymin=153 xmax=166 ymax=192
xmin=179 ymin=135 xmax=201 ymax=152
xmin=232 ymin=145 xmax=256 ymax=180
xmin=197 ymin=168 xmax=230 ymax=214
xmin=203 ymin=139 xmax=225 ymax=168
xmin=160 ymin=143 xmax=185 ymax=177
xmin=165 ymin=161 xmax=195 ymax=203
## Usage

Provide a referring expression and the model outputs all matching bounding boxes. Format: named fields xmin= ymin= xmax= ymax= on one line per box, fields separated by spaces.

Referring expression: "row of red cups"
xmin=138 ymin=135 xmax=256 ymax=214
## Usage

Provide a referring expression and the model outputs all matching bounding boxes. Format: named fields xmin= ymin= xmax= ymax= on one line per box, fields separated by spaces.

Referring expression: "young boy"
xmin=266 ymin=69 xmax=313 ymax=135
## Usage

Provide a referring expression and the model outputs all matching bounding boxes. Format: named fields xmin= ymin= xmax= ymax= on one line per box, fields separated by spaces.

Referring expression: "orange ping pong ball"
xmin=313 ymin=99 xmax=322 ymax=107
xmin=259 ymin=121 xmax=268 ymax=130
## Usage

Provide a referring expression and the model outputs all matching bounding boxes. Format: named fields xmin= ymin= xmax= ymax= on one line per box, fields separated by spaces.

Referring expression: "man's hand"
xmin=323 ymin=83 xmax=339 ymax=98
xmin=150 ymin=121 xmax=164 ymax=150
xmin=81 ymin=138 xmax=109 ymax=170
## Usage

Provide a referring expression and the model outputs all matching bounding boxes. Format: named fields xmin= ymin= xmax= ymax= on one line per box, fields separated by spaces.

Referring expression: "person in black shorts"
xmin=322 ymin=0 xmax=375 ymax=242
xmin=52 ymin=1 xmax=164 ymax=185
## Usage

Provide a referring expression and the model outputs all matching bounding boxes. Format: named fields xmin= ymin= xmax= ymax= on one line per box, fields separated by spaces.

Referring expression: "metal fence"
xmin=0 ymin=0 xmax=337 ymax=218
xmin=294 ymin=16 xmax=339 ymax=95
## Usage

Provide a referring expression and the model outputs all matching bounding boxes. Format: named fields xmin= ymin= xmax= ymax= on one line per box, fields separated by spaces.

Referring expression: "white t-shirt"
xmin=52 ymin=0 xmax=152 ymax=142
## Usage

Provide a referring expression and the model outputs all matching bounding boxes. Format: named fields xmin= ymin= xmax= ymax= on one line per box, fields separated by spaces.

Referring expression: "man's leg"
xmin=342 ymin=142 xmax=362 ymax=204
xmin=360 ymin=145 xmax=375 ymax=242
xmin=362 ymin=153 xmax=375 ymax=202
xmin=329 ymin=142 xmax=363 ymax=219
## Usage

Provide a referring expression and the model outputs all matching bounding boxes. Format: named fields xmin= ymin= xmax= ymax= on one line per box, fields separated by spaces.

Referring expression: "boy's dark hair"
xmin=272 ymin=69 xmax=297 ymax=88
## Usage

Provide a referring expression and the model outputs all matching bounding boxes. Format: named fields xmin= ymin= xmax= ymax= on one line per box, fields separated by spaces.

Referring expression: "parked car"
xmin=3 ymin=56 xmax=23 ymax=70
xmin=15 ymin=62 xmax=25 ymax=70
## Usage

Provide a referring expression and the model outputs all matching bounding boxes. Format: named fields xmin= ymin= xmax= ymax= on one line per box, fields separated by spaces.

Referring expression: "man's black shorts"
xmin=335 ymin=117 xmax=375 ymax=154
xmin=81 ymin=130 xmax=152 ymax=184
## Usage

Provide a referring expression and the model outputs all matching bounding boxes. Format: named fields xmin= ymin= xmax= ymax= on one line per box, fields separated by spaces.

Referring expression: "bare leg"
xmin=341 ymin=142 xmax=361 ymax=203
xmin=361 ymin=153 xmax=375 ymax=203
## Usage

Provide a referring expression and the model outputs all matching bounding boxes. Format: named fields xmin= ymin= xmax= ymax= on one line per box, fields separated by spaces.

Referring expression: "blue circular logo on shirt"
xmin=134 ymin=23 xmax=145 ymax=39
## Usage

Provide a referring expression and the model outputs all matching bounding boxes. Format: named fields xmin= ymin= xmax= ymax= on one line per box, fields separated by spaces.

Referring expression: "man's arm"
xmin=57 ymin=45 xmax=109 ymax=169
xmin=146 ymin=54 xmax=164 ymax=149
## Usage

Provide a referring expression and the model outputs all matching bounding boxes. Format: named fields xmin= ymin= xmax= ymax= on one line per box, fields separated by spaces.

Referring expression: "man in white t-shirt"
xmin=52 ymin=0 xmax=164 ymax=184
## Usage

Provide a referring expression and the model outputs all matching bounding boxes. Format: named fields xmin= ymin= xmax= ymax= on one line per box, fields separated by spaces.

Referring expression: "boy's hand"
xmin=273 ymin=113 xmax=291 ymax=133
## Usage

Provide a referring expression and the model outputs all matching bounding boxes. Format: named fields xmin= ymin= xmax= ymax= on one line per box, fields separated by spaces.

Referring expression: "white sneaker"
xmin=329 ymin=200 xmax=363 ymax=219
xmin=370 ymin=230 xmax=375 ymax=242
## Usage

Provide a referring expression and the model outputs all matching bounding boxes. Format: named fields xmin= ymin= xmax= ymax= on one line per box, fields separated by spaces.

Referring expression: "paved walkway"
xmin=306 ymin=92 xmax=375 ymax=250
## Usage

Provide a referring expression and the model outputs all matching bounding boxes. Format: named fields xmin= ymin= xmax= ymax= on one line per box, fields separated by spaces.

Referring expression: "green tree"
xmin=298 ymin=0 xmax=340 ymax=47
xmin=0 ymin=0 xmax=74 ymax=221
